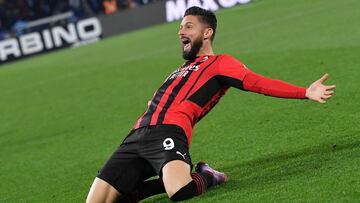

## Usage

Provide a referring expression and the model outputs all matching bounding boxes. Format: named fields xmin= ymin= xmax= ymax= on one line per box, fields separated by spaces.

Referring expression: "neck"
xmin=197 ymin=42 xmax=214 ymax=56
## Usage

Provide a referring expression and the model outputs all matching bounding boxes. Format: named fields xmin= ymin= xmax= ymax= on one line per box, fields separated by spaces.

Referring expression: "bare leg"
xmin=162 ymin=160 xmax=192 ymax=197
xmin=86 ymin=177 xmax=122 ymax=203
xmin=162 ymin=160 xmax=228 ymax=202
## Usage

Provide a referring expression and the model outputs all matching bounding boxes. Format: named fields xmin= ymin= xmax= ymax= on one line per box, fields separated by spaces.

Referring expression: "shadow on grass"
xmin=142 ymin=137 xmax=360 ymax=202
xmin=203 ymin=137 xmax=360 ymax=199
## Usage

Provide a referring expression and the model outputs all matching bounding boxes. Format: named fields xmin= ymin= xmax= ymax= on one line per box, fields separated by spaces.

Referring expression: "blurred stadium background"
xmin=1 ymin=0 xmax=359 ymax=202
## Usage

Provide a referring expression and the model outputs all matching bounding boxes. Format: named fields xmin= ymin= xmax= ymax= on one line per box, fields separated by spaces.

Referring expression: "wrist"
xmin=305 ymin=88 xmax=309 ymax=99
xmin=299 ymin=87 xmax=308 ymax=99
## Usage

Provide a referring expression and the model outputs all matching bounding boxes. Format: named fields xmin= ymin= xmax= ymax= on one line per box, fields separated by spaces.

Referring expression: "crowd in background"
xmin=0 ymin=0 xmax=155 ymax=40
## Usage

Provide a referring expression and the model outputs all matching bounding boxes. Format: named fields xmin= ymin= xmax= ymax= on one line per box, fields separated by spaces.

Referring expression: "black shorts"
xmin=97 ymin=124 xmax=192 ymax=195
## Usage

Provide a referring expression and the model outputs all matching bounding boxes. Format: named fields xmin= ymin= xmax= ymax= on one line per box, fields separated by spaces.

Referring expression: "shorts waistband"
xmin=129 ymin=124 xmax=186 ymax=138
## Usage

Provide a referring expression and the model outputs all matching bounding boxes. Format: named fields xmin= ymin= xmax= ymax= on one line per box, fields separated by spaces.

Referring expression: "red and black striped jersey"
xmin=134 ymin=54 xmax=306 ymax=144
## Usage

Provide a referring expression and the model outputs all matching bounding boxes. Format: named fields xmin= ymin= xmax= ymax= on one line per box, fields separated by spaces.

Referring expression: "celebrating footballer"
xmin=86 ymin=6 xmax=336 ymax=203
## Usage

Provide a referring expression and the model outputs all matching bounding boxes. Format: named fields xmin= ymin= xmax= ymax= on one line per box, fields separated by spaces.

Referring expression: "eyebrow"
xmin=180 ymin=22 xmax=195 ymax=27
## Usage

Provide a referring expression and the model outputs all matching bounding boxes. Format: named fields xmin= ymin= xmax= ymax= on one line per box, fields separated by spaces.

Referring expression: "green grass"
xmin=1 ymin=0 xmax=360 ymax=202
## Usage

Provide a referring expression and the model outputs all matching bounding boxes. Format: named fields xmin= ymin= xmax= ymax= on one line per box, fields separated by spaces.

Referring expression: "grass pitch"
xmin=1 ymin=0 xmax=360 ymax=202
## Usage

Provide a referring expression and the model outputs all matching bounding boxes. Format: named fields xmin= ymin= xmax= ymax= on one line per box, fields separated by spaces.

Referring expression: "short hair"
xmin=184 ymin=6 xmax=217 ymax=41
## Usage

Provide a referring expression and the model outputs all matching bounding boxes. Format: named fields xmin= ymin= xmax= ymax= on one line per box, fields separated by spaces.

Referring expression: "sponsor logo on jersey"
xmin=168 ymin=64 xmax=200 ymax=80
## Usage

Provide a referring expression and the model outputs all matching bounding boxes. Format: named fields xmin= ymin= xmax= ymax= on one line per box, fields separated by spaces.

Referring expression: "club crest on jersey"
xmin=201 ymin=56 xmax=209 ymax=62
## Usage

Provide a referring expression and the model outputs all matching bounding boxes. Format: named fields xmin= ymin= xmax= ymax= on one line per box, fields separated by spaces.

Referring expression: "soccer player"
xmin=86 ymin=6 xmax=336 ymax=203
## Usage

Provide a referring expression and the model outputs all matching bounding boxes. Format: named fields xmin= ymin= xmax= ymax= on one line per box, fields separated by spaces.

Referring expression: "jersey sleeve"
xmin=217 ymin=55 xmax=307 ymax=99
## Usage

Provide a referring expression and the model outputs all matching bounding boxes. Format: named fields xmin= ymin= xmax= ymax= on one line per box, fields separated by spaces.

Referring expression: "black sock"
xmin=197 ymin=172 xmax=214 ymax=187
xmin=191 ymin=172 xmax=215 ymax=194
xmin=138 ymin=178 xmax=166 ymax=200
xmin=170 ymin=172 xmax=212 ymax=202
xmin=170 ymin=180 xmax=197 ymax=202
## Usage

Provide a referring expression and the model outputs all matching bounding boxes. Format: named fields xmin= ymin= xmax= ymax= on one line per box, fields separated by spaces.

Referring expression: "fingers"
xmin=319 ymin=73 xmax=329 ymax=83
xmin=324 ymin=90 xmax=334 ymax=96
xmin=317 ymin=98 xmax=326 ymax=104
xmin=321 ymin=94 xmax=332 ymax=99
xmin=319 ymin=91 xmax=334 ymax=103
xmin=313 ymin=95 xmax=331 ymax=104
xmin=314 ymin=91 xmax=334 ymax=104
xmin=326 ymin=85 xmax=336 ymax=90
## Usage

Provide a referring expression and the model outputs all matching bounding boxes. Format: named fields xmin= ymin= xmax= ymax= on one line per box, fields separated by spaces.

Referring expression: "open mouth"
xmin=181 ymin=37 xmax=191 ymax=52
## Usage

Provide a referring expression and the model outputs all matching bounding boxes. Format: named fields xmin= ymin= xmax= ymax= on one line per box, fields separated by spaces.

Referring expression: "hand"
xmin=306 ymin=73 xmax=336 ymax=104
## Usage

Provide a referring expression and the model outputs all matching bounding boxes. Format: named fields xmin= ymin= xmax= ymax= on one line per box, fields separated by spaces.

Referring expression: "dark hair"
xmin=184 ymin=6 xmax=217 ymax=41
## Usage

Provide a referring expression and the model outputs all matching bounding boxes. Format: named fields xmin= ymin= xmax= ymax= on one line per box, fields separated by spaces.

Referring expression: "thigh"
xmin=97 ymin=130 xmax=156 ymax=195
xmin=141 ymin=125 xmax=193 ymax=175
xmin=162 ymin=160 xmax=192 ymax=197
xmin=86 ymin=177 xmax=121 ymax=203
xmin=98 ymin=155 xmax=157 ymax=194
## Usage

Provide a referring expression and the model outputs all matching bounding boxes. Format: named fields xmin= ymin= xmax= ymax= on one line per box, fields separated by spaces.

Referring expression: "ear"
xmin=203 ymin=28 xmax=214 ymax=40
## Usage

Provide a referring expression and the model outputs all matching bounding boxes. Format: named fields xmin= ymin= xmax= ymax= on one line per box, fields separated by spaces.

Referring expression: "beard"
xmin=182 ymin=36 xmax=203 ymax=61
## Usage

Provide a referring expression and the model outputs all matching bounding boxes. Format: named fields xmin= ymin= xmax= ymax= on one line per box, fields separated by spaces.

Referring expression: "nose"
xmin=178 ymin=27 xmax=185 ymax=37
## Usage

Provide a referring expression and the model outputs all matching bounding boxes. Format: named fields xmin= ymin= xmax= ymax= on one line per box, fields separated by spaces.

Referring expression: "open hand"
xmin=306 ymin=73 xmax=336 ymax=104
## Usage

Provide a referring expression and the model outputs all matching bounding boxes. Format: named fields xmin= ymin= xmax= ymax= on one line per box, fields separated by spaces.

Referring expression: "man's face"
xmin=178 ymin=15 xmax=205 ymax=60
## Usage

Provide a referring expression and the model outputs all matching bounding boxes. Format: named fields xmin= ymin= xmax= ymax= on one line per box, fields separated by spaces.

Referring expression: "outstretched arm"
xmin=241 ymin=72 xmax=307 ymax=99
xmin=241 ymin=72 xmax=336 ymax=103
xmin=305 ymin=73 xmax=336 ymax=103
xmin=217 ymin=55 xmax=336 ymax=103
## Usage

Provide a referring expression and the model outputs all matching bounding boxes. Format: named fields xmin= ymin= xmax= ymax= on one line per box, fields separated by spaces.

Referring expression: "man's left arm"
xmin=217 ymin=55 xmax=336 ymax=103
xmin=242 ymin=71 xmax=336 ymax=103
xmin=241 ymin=71 xmax=307 ymax=99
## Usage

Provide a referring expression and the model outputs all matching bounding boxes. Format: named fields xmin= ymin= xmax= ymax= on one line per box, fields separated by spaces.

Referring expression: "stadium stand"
xmin=0 ymin=0 xmax=154 ymax=39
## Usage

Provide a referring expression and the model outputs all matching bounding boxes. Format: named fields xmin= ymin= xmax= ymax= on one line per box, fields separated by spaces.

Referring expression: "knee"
xmin=164 ymin=178 xmax=192 ymax=197
xmin=162 ymin=160 xmax=193 ymax=201
xmin=163 ymin=174 xmax=192 ymax=198
xmin=86 ymin=178 xmax=122 ymax=203
xmin=165 ymin=184 xmax=183 ymax=198
xmin=168 ymin=188 xmax=182 ymax=202
xmin=168 ymin=181 xmax=197 ymax=202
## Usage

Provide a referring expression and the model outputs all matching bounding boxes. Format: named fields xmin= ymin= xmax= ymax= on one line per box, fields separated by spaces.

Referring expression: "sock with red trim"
xmin=191 ymin=172 xmax=213 ymax=194
xmin=169 ymin=173 xmax=212 ymax=202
